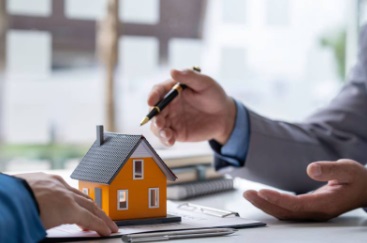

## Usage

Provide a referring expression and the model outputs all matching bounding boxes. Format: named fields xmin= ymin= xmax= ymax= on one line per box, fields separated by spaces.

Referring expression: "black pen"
xmin=140 ymin=66 xmax=201 ymax=126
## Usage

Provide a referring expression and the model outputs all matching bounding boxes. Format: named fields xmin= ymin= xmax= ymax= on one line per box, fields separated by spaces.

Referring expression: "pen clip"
xmin=178 ymin=203 xmax=239 ymax=218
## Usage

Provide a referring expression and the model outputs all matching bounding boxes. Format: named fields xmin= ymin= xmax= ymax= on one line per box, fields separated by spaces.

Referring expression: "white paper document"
xmin=46 ymin=201 xmax=265 ymax=240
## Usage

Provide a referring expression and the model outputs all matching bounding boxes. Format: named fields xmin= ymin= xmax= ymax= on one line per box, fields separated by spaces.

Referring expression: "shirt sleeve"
xmin=209 ymin=99 xmax=251 ymax=170
xmin=0 ymin=174 xmax=46 ymax=243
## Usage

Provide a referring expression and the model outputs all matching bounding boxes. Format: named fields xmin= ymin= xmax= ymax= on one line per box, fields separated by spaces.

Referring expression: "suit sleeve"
xmin=214 ymin=26 xmax=367 ymax=194
xmin=0 ymin=174 xmax=46 ymax=243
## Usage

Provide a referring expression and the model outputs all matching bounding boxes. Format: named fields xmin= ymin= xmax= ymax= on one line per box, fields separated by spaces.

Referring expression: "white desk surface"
xmin=54 ymin=170 xmax=367 ymax=243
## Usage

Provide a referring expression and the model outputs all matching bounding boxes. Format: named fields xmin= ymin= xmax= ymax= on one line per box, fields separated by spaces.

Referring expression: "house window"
xmin=133 ymin=159 xmax=144 ymax=179
xmin=117 ymin=190 xmax=128 ymax=210
xmin=149 ymin=188 xmax=159 ymax=208
xmin=82 ymin=188 xmax=89 ymax=195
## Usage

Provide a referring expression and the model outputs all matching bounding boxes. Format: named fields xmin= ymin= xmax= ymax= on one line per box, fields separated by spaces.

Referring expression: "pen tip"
xmin=193 ymin=66 xmax=201 ymax=72
xmin=140 ymin=117 xmax=149 ymax=126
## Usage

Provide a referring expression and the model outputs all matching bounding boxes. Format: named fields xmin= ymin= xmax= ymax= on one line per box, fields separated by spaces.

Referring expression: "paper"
xmin=46 ymin=224 xmax=123 ymax=238
xmin=46 ymin=201 xmax=264 ymax=239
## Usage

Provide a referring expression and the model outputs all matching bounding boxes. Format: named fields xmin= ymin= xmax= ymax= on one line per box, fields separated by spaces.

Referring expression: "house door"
xmin=95 ymin=188 xmax=102 ymax=208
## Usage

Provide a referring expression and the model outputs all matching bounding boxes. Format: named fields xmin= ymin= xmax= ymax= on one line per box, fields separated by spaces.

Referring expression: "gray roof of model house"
xmin=71 ymin=126 xmax=177 ymax=184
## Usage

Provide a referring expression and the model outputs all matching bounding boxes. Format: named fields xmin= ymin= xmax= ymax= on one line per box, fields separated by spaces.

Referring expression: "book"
xmin=167 ymin=178 xmax=235 ymax=200
xmin=157 ymin=148 xmax=213 ymax=168
xmin=168 ymin=165 xmax=223 ymax=185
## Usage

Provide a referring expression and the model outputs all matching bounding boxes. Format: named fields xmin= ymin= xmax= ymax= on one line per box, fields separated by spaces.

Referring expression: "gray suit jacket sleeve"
xmin=220 ymin=27 xmax=367 ymax=194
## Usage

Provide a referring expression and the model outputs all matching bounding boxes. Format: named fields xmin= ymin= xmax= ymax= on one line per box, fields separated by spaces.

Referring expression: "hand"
xmin=15 ymin=172 xmax=118 ymax=236
xmin=148 ymin=69 xmax=236 ymax=146
xmin=243 ymin=159 xmax=367 ymax=221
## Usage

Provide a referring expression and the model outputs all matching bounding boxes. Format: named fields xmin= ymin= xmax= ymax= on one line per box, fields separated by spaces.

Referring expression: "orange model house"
xmin=71 ymin=125 xmax=178 ymax=225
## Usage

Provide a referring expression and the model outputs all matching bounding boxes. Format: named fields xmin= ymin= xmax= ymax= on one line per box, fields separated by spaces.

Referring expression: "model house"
xmin=71 ymin=125 xmax=177 ymax=221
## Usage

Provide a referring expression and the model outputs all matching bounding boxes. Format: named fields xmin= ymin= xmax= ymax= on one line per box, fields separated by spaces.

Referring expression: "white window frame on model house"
xmin=148 ymin=188 xmax=159 ymax=208
xmin=117 ymin=190 xmax=128 ymax=210
xmin=133 ymin=159 xmax=144 ymax=180
xmin=82 ymin=188 xmax=89 ymax=196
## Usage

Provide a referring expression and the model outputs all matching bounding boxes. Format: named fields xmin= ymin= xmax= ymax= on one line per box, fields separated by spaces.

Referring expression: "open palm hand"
xmin=244 ymin=159 xmax=367 ymax=221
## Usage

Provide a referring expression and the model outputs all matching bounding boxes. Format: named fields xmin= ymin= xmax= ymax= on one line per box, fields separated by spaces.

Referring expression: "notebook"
xmin=168 ymin=165 xmax=223 ymax=185
xmin=167 ymin=178 xmax=235 ymax=200
xmin=157 ymin=148 xmax=213 ymax=168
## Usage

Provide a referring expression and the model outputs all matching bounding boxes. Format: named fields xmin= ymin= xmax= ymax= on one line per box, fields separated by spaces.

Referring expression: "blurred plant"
xmin=319 ymin=28 xmax=346 ymax=82
xmin=0 ymin=143 xmax=88 ymax=170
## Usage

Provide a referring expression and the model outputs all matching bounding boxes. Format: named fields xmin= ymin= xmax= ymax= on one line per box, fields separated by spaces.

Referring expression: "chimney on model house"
xmin=96 ymin=125 xmax=104 ymax=146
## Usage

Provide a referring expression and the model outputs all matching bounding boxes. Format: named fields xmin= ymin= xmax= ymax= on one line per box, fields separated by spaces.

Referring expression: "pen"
xmin=140 ymin=66 xmax=201 ymax=126
xmin=122 ymin=228 xmax=237 ymax=243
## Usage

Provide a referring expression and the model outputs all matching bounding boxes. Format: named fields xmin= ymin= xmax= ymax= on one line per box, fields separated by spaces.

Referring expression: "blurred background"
xmin=0 ymin=0 xmax=366 ymax=171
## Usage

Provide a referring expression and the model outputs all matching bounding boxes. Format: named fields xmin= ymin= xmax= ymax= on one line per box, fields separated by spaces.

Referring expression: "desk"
xmin=57 ymin=170 xmax=367 ymax=243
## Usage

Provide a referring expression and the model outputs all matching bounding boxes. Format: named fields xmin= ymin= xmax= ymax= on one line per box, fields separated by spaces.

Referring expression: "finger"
xmin=51 ymin=174 xmax=91 ymax=199
xmin=171 ymin=69 xmax=210 ymax=91
xmin=69 ymin=187 xmax=92 ymax=199
xmin=150 ymin=117 xmax=168 ymax=139
xmin=71 ymin=205 xmax=112 ymax=236
xmin=257 ymin=189 xmax=342 ymax=221
xmin=243 ymin=190 xmax=293 ymax=220
xmin=74 ymin=195 xmax=118 ymax=233
xmin=151 ymin=108 xmax=172 ymax=133
xmin=154 ymin=115 xmax=167 ymax=130
xmin=148 ymin=80 xmax=176 ymax=106
xmin=245 ymin=190 xmax=332 ymax=221
xmin=257 ymin=189 xmax=305 ymax=213
xmin=165 ymin=136 xmax=176 ymax=146
xmin=160 ymin=129 xmax=176 ymax=146
xmin=307 ymin=160 xmax=359 ymax=183
xmin=159 ymin=128 xmax=174 ymax=142
xmin=151 ymin=116 xmax=176 ymax=146
xmin=150 ymin=118 xmax=160 ymax=138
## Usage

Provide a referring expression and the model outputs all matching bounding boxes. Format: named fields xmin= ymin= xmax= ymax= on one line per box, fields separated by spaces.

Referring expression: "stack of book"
xmin=157 ymin=148 xmax=234 ymax=200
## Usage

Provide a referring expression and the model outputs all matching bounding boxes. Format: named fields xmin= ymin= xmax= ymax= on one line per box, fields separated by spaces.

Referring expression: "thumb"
xmin=171 ymin=69 xmax=211 ymax=91
xmin=307 ymin=159 xmax=359 ymax=183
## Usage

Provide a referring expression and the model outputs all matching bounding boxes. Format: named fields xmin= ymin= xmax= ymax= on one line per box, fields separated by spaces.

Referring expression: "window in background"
xmin=119 ymin=36 xmax=159 ymax=91
xmin=5 ymin=30 xmax=51 ymax=143
xmin=219 ymin=47 xmax=247 ymax=86
xmin=222 ymin=0 xmax=247 ymax=25
xmin=168 ymin=38 xmax=202 ymax=70
xmin=0 ymin=0 xmax=355 ymax=172
xmin=265 ymin=0 xmax=290 ymax=26
xmin=120 ymin=0 xmax=160 ymax=24
xmin=6 ymin=31 xmax=51 ymax=77
xmin=203 ymin=0 xmax=347 ymax=121
xmin=65 ymin=0 xmax=105 ymax=20
xmin=359 ymin=0 xmax=367 ymax=25
xmin=7 ymin=0 xmax=51 ymax=16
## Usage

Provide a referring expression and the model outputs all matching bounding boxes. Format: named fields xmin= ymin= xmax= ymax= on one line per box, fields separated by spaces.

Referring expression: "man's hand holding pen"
xmin=145 ymin=68 xmax=236 ymax=146
xmin=140 ymin=67 xmax=202 ymax=126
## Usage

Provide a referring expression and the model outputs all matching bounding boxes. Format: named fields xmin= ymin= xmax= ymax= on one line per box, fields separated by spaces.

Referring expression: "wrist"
xmin=14 ymin=175 xmax=41 ymax=214
xmin=215 ymin=96 xmax=236 ymax=145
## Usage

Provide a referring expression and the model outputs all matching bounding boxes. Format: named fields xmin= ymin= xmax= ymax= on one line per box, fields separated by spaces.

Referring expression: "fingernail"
xmin=258 ymin=193 xmax=269 ymax=201
xmin=310 ymin=164 xmax=322 ymax=177
xmin=164 ymin=139 xmax=173 ymax=147
xmin=103 ymin=228 xmax=112 ymax=236
xmin=160 ymin=130 xmax=167 ymax=138
xmin=243 ymin=191 xmax=254 ymax=202
xmin=245 ymin=197 xmax=253 ymax=203
xmin=112 ymin=223 xmax=119 ymax=232
xmin=179 ymin=70 xmax=188 ymax=75
xmin=153 ymin=119 xmax=159 ymax=128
